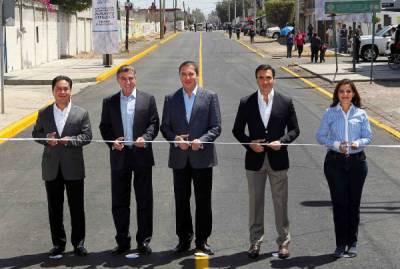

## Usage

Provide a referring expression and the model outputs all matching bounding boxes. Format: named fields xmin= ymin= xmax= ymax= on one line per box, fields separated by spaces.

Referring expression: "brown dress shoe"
xmin=278 ymin=244 xmax=290 ymax=259
xmin=247 ymin=244 xmax=260 ymax=259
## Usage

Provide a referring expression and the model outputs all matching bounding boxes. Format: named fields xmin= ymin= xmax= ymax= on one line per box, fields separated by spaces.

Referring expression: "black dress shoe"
xmin=137 ymin=243 xmax=152 ymax=255
xmin=174 ymin=241 xmax=191 ymax=253
xmin=74 ymin=246 xmax=88 ymax=256
xmin=111 ymin=245 xmax=130 ymax=255
xmin=48 ymin=246 xmax=65 ymax=258
xmin=247 ymin=244 xmax=260 ymax=259
xmin=195 ymin=243 xmax=214 ymax=256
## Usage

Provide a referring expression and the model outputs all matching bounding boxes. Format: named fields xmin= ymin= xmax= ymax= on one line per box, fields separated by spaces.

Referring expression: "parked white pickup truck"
xmin=358 ymin=25 xmax=394 ymax=61
xmin=266 ymin=26 xmax=281 ymax=39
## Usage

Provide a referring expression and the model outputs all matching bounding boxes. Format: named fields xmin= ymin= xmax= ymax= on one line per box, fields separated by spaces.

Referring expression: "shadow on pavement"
xmin=0 ymin=249 xmax=194 ymax=268
xmin=269 ymin=254 xmax=336 ymax=268
xmin=207 ymin=251 xmax=274 ymax=268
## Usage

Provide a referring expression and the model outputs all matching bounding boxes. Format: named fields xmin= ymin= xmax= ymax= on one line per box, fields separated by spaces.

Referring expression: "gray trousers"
xmin=246 ymin=155 xmax=291 ymax=247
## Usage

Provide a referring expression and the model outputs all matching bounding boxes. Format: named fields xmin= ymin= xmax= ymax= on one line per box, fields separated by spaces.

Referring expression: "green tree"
xmin=265 ymin=0 xmax=294 ymax=27
xmin=51 ymin=0 xmax=92 ymax=12
xmin=191 ymin=8 xmax=205 ymax=23
xmin=216 ymin=0 xmax=252 ymax=23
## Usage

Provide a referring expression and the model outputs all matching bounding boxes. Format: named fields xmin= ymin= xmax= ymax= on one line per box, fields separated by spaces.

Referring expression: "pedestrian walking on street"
xmin=295 ymin=31 xmax=305 ymax=58
xmin=236 ymin=27 xmax=241 ymax=40
xmin=32 ymin=75 xmax=92 ymax=259
xmin=286 ymin=31 xmax=294 ymax=58
xmin=232 ymin=64 xmax=300 ymax=260
xmin=310 ymin=33 xmax=321 ymax=63
xmin=354 ymin=31 xmax=361 ymax=63
xmin=316 ymin=79 xmax=372 ymax=259
xmin=249 ymin=24 xmax=256 ymax=44
xmin=320 ymin=42 xmax=328 ymax=63
xmin=228 ymin=24 xmax=233 ymax=39
xmin=326 ymin=26 xmax=334 ymax=47
xmin=160 ymin=61 xmax=221 ymax=256
xmin=99 ymin=65 xmax=160 ymax=257
xmin=307 ymin=23 xmax=313 ymax=42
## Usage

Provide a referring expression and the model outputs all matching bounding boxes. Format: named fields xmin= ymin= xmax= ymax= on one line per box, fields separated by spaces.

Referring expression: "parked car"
xmin=358 ymin=25 xmax=394 ymax=61
xmin=266 ymin=26 xmax=280 ymax=38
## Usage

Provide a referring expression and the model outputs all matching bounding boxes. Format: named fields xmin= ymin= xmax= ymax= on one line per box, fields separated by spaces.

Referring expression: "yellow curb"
xmin=0 ymin=100 xmax=53 ymax=145
xmin=199 ymin=32 xmax=204 ymax=87
xmin=224 ymin=32 xmax=265 ymax=58
xmin=195 ymin=256 xmax=209 ymax=269
xmin=281 ymin=66 xmax=400 ymax=139
xmin=96 ymin=32 xmax=181 ymax=82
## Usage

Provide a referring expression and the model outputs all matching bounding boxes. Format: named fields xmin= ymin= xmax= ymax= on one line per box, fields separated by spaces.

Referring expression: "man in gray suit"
xmin=32 ymin=75 xmax=92 ymax=258
xmin=161 ymin=61 xmax=221 ymax=255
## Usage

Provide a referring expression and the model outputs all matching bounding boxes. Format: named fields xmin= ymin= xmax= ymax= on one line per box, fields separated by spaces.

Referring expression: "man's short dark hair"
xmin=52 ymin=75 xmax=72 ymax=90
xmin=179 ymin=61 xmax=199 ymax=75
xmin=116 ymin=65 xmax=136 ymax=77
xmin=255 ymin=64 xmax=275 ymax=78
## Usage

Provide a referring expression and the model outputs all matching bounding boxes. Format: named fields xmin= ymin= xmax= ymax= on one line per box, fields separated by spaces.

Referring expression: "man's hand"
xmin=249 ymin=139 xmax=265 ymax=153
xmin=113 ymin=137 xmax=125 ymax=151
xmin=46 ymin=132 xmax=58 ymax=146
xmin=175 ymin=134 xmax=190 ymax=151
xmin=267 ymin=140 xmax=282 ymax=151
xmin=191 ymin=139 xmax=203 ymax=151
xmin=339 ymin=141 xmax=349 ymax=154
xmin=134 ymin=137 xmax=146 ymax=148
xmin=59 ymin=136 xmax=71 ymax=146
xmin=350 ymin=141 xmax=359 ymax=150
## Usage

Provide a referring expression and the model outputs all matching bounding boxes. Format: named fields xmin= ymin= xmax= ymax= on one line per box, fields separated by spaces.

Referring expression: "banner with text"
xmin=92 ymin=0 xmax=119 ymax=54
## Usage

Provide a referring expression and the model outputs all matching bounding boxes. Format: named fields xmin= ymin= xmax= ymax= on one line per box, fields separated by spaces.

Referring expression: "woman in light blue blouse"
xmin=316 ymin=79 xmax=372 ymax=259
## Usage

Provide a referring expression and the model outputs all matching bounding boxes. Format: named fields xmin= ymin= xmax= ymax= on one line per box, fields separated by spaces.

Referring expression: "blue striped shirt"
xmin=120 ymin=90 xmax=136 ymax=146
xmin=316 ymin=104 xmax=372 ymax=154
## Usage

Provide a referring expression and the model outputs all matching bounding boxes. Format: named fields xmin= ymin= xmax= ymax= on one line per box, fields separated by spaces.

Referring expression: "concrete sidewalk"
xmin=236 ymin=33 xmax=400 ymax=138
xmin=0 ymin=33 xmax=177 ymax=136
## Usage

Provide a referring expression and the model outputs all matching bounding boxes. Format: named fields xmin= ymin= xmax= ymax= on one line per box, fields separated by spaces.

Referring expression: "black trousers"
xmin=45 ymin=169 xmax=85 ymax=248
xmin=311 ymin=47 xmax=319 ymax=62
xmin=111 ymin=149 xmax=153 ymax=248
xmin=324 ymin=151 xmax=368 ymax=248
xmin=287 ymin=44 xmax=293 ymax=58
xmin=297 ymin=44 xmax=303 ymax=57
xmin=173 ymin=162 xmax=213 ymax=246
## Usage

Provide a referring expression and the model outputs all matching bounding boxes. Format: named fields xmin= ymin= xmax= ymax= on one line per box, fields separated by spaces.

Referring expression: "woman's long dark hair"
xmin=330 ymin=79 xmax=362 ymax=108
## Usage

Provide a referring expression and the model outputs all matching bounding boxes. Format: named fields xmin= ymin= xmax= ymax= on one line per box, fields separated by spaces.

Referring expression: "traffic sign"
xmin=325 ymin=0 xmax=381 ymax=14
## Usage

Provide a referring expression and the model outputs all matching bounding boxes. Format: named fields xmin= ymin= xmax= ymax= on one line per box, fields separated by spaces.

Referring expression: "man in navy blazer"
xmin=161 ymin=61 xmax=221 ymax=255
xmin=99 ymin=65 xmax=159 ymax=256
xmin=232 ymin=64 xmax=300 ymax=259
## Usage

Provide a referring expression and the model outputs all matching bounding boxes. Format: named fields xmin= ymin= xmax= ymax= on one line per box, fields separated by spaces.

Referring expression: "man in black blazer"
xmin=99 ymin=65 xmax=159 ymax=256
xmin=32 ymin=75 xmax=92 ymax=258
xmin=232 ymin=64 xmax=299 ymax=259
xmin=161 ymin=61 xmax=221 ymax=255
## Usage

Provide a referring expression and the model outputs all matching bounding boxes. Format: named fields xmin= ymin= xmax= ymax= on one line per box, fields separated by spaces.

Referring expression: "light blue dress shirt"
xmin=316 ymin=104 xmax=372 ymax=154
xmin=183 ymin=86 xmax=198 ymax=122
xmin=120 ymin=89 xmax=136 ymax=146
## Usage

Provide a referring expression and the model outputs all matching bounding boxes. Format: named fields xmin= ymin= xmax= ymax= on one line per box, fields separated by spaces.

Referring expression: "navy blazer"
xmin=160 ymin=87 xmax=221 ymax=169
xmin=99 ymin=90 xmax=159 ymax=170
xmin=232 ymin=90 xmax=300 ymax=171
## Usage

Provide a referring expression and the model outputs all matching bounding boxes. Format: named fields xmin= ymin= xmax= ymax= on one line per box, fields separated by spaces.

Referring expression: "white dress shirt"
xmin=53 ymin=101 xmax=72 ymax=135
xmin=257 ymin=89 xmax=274 ymax=128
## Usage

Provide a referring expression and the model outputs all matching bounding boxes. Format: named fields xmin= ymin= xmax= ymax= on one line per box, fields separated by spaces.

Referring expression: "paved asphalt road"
xmin=1 ymin=32 xmax=399 ymax=269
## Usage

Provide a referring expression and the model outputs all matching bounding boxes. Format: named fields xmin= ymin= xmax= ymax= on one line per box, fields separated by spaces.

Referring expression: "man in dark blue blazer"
xmin=99 ymin=65 xmax=159 ymax=256
xmin=232 ymin=64 xmax=300 ymax=259
xmin=161 ymin=61 xmax=221 ymax=255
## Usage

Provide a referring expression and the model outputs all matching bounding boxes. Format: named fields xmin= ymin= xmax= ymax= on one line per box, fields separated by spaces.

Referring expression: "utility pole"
xmin=295 ymin=0 xmax=299 ymax=31
xmin=174 ymin=0 xmax=177 ymax=33
xmin=228 ymin=0 xmax=230 ymax=22
xmin=125 ymin=0 xmax=131 ymax=52
xmin=1 ymin=0 xmax=4 ymax=114
xmin=242 ymin=0 xmax=245 ymax=21
xmin=159 ymin=0 xmax=164 ymax=39
xmin=183 ymin=1 xmax=186 ymax=28
xmin=234 ymin=0 xmax=236 ymax=21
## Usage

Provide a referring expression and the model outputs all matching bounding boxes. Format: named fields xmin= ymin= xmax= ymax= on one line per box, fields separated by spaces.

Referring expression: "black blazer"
xmin=99 ymin=90 xmax=159 ymax=170
xmin=232 ymin=90 xmax=300 ymax=171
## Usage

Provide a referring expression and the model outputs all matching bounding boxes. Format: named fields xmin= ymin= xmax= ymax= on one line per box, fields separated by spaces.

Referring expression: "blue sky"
xmin=125 ymin=0 xmax=219 ymax=15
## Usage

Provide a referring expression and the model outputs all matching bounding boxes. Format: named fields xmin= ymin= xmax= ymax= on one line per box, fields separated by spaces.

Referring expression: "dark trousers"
xmin=297 ymin=44 xmax=303 ymax=57
xmin=320 ymin=51 xmax=326 ymax=62
xmin=111 ymin=149 xmax=153 ymax=248
xmin=287 ymin=44 xmax=293 ymax=58
xmin=45 ymin=169 xmax=85 ymax=248
xmin=324 ymin=151 xmax=368 ymax=248
xmin=173 ymin=162 xmax=213 ymax=246
xmin=311 ymin=47 xmax=319 ymax=62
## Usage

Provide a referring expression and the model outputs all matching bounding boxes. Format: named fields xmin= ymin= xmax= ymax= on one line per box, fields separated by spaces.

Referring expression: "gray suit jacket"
xmin=161 ymin=87 xmax=221 ymax=169
xmin=32 ymin=103 xmax=92 ymax=181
